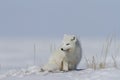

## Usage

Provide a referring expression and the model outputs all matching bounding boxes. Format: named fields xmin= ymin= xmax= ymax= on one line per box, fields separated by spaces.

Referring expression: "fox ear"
xmin=71 ymin=36 xmax=76 ymax=41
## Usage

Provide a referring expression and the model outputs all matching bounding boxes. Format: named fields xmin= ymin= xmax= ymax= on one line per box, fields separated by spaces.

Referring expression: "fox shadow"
xmin=75 ymin=68 xmax=85 ymax=71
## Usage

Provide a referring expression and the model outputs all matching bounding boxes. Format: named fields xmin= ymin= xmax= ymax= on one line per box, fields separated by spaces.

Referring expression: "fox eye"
xmin=66 ymin=43 xmax=70 ymax=45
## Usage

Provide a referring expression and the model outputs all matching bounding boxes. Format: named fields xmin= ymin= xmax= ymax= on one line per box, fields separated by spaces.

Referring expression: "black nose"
xmin=61 ymin=48 xmax=64 ymax=51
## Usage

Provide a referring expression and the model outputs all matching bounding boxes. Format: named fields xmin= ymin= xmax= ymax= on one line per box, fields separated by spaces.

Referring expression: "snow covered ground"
xmin=0 ymin=38 xmax=120 ymax=80
xmin=1 ymin=67 xmax=120 ymax=80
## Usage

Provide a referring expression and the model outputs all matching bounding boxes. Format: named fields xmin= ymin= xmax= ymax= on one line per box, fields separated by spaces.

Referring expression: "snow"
xmin=1 ymin=67 xmax=120 ymax=80
xmin=0 ymin=38 xmax=120 ymax=80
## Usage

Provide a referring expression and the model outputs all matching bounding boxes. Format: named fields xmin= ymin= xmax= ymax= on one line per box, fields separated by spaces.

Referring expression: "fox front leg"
xmin=62 ymin=61 xmax=69 ymax=72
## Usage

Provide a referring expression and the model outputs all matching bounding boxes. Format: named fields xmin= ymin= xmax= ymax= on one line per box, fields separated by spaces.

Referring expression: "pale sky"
xmin=0 ymin=0 xmax=120 ymax=38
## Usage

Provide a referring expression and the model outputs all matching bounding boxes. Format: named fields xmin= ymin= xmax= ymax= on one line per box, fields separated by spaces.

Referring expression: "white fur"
xmin=41 ymin=34 xmax=82 ymax=72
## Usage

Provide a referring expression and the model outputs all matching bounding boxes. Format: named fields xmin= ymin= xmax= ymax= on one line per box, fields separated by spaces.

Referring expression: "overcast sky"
xmin=0 ymin=0 xmax=120 ymax=38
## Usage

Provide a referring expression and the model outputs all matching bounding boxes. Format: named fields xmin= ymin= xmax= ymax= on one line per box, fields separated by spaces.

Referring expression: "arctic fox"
xmin=41 ymin=34 xmax=82 ymax=72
